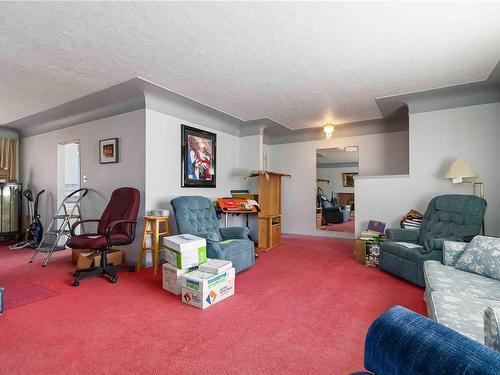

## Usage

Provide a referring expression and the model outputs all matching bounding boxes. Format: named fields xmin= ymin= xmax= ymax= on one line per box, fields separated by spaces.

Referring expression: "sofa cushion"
xmin=484 ymin=306 xmax=500 ymax=352
xmin=427 ymin=291 xmax=500 ymax=344
xmin=423 ymin=260 xmax=500 ymax=301
xmin=443 ymin=240 xmax=467 ymax=266
xmin=456 ymin=236 xmax=500 ymax=281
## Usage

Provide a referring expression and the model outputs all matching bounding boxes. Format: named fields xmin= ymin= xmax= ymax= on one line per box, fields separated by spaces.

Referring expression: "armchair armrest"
xmin=105 ymin=220 xmax=137 ymax=246
xmin=71 ymin=219 xmax=100 ymax=236
xmin=362 ymin=305 xmax=500 ymax=374
xmin=220 ymin=226 xmax=250 ymax=240
xmin=386 ymin=228 xmax=420 ymax=242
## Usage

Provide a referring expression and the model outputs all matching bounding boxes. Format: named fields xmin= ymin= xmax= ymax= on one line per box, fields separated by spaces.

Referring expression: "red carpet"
xmin=0 ymin=236 xmax=425 ymax=374
xmin=320 ymin=219 xmax=355 ymax=233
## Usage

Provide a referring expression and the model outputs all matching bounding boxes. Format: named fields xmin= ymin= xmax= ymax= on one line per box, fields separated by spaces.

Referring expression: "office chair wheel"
xmin=72 ymin=280 xmax=79 ymax=287
xmin=110 ymin=276 xmax=117 ymax=283
xmin=72 ymin=271 xmax=79 ymax=277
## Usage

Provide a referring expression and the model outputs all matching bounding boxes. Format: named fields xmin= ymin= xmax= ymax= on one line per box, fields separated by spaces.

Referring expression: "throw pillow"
xmin=484 ymin=306 xmax=500 ymax=352
xmin=455 ymin=236 xmax=500 ymax=280
xmin=443 ymin=241 xmax=468 ymax=266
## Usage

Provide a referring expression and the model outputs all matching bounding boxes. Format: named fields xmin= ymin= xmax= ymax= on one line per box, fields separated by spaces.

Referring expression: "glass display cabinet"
xmin=0 ymin=183 xmax=22 ymax=241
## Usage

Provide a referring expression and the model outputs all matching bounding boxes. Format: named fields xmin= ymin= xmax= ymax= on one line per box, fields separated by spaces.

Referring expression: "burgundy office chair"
xmin=68 ymin=187 xmax=140 ymax=286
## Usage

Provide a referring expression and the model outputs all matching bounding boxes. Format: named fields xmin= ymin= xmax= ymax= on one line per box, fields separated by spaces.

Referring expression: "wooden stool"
xmin=136 ymin=216 xmax=170 ymax=275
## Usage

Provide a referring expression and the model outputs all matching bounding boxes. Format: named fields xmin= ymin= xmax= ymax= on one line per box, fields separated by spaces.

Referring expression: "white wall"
xmin=21 ymin=110 xmax=146 ymax=261
xmin=145 ymin=109 xmax=247 ymax=234
xmin=317 ymin=165 xmax=358 ymax=198
xmin=267 ymin=131 xmax=409 ymax=238
xmin=356 ymin=102 xmax=500 ymax=237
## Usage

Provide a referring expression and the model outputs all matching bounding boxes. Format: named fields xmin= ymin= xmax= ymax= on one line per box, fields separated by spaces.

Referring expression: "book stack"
xmin=400 ymin=209 xmax=423 ymax=230
xmin=359 ymin=230 xmax=384 ymax=242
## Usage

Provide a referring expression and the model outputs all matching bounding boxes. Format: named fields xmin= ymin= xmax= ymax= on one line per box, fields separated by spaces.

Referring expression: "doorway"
xmin=316 ymin=147 xmax=358 ymax=234
xmin=57 ymin=141 xmax=81 ymax=207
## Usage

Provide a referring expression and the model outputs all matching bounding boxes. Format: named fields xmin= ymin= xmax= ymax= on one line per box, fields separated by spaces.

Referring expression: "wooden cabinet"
xmin=338 ymin=193 xmax=355 ymax=210
xmin=249 ymin=171 xmax=290 ymax=252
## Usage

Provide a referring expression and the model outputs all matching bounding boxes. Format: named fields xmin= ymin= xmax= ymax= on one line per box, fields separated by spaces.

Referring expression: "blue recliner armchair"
xmin=353 ymin=306 xmax=500 ymax=374
xmin=380 ymin=194 xmax=486 ymax=287
xmin=170 ymin=196 xmax=255 ymax=273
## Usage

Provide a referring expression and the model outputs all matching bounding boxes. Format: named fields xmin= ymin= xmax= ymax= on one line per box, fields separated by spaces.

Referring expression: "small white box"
xmin=198 ymin=258 xmax=233 ymax=274
xmin=162 ymin=263 xmax=197 ymax=295
xmin=181 ymin=268 xmax=235 ymax=309
xmin=163 ymin=234 xmax=207 ymax=269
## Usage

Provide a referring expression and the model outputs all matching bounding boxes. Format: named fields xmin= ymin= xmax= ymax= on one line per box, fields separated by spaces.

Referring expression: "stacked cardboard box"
xmin=181 ymin=264 xmax=235 ymax=309
xmin=161 ymin=234 xmax=235 ymax=309
xmin=163 ymin=234 xmax=207 ymax=269
xmin=161 ymin=234 xmax=207 ymax=295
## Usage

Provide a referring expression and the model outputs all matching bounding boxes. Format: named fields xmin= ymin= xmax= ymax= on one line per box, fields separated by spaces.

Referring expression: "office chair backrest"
xmin=97 ymin=187 xmax=140 ymax=237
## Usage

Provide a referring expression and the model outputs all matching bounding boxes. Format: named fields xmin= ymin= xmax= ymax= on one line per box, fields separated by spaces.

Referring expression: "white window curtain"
xmin=0 ymin=138 xmax=18 ymax=181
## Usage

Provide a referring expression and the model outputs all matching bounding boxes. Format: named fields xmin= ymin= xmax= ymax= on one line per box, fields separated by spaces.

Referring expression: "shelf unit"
xmin=248 ymin=171 xmax=290 ymax=252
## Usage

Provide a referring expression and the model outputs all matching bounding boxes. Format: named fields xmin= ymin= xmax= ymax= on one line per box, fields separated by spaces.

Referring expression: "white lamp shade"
xmin=444 ymin=159 xmax=477 ymax=179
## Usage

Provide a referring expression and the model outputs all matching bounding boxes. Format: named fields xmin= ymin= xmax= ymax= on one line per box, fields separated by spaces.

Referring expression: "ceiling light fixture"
xmin=323 ymin=124 xmax=335 ymax=139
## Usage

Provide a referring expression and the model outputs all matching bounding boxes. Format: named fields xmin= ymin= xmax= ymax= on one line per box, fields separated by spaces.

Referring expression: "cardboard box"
xmin=355 ymin=240 xmax=366 ymax=264
xmin=181 ymin=268 xmax=235 ymax=309
xmin=198 ymin=258 xmax=232 ymax=274
xmin=162 ymin=263 xmax=197 ymax=295
xmin=163 ymin=234 xmax=207 ymax=269
xmin=76 ymin=249 xmax=123 ymax=269
xmin=71 ymin=248 xmax=93 ymax=263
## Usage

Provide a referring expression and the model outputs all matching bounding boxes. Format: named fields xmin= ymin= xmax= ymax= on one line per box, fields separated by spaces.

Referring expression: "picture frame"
xmin=342 ymin=172 xmax=358 ymax=187
xmin=99 ymin=138 xmax=119 ymax=164
xmin=181 ymin=125 xmax=216 ymax=188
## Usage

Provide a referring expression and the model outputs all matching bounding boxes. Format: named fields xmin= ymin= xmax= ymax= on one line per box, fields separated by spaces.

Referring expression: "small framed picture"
xmin=99 ymin=138 xmax=119 ymax=164
xmin=342 ymin=172 xmax=358 ymax=187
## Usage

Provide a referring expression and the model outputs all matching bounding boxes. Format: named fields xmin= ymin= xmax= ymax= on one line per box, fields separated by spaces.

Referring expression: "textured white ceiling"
xmin=1 ymin=2 xmax=500 ymax=129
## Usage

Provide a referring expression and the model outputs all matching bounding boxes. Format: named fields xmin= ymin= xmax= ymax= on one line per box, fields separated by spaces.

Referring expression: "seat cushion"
xmin=427 ymin=291 xmax=500 ymax=344
xmin=381 ymin=241 xmax=436 ymax=262
xmin=423 ymin=260 xmax=500 ymax=301
xmin=67 ymin=233 xmax=129 ymax=249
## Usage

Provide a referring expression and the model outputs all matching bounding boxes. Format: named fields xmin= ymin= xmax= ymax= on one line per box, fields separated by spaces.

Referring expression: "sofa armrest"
xmin=484 ymin=306 xmax=500 ymax=352
xmin=362 ymin=305 xmax=500 ymax=374
xmin=386 ymin=228 xmax=420 ymax=242
xmin=220 ymin=226 xmax=249 ymax=240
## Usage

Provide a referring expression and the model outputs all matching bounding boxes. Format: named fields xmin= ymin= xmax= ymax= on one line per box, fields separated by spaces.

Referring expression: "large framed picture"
xmin=99 ymin=138 xmax=119 ymax=164
xmin=342 ymin=172 xmax=358 ymax=187
xmin=181 ymin=125 xmax=216 ymax=187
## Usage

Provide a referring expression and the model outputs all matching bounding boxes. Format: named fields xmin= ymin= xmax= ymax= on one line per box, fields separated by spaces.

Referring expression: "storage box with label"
xmin=181 ymin=268 xmax=235 ymax=309
xmin=162 ymin=263 xmax=198 ymax=295
xmin=198 ymin=258 xmax=232 ymax=274
xmin=163 ymin=234 xmax=207 ymax=269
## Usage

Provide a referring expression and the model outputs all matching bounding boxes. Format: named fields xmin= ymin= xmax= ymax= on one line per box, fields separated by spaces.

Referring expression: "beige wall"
xmin=20 ymin=109 xmax=146 ymax=261
xmin=356 ymin=102 xmax=500 ymax=237
xmin=267 ymin=131 xmax=409 ymax=238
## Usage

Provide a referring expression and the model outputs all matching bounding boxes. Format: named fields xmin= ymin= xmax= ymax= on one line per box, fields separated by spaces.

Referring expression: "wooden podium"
xmin=247 ymin=171 xmax=290 ymax=252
